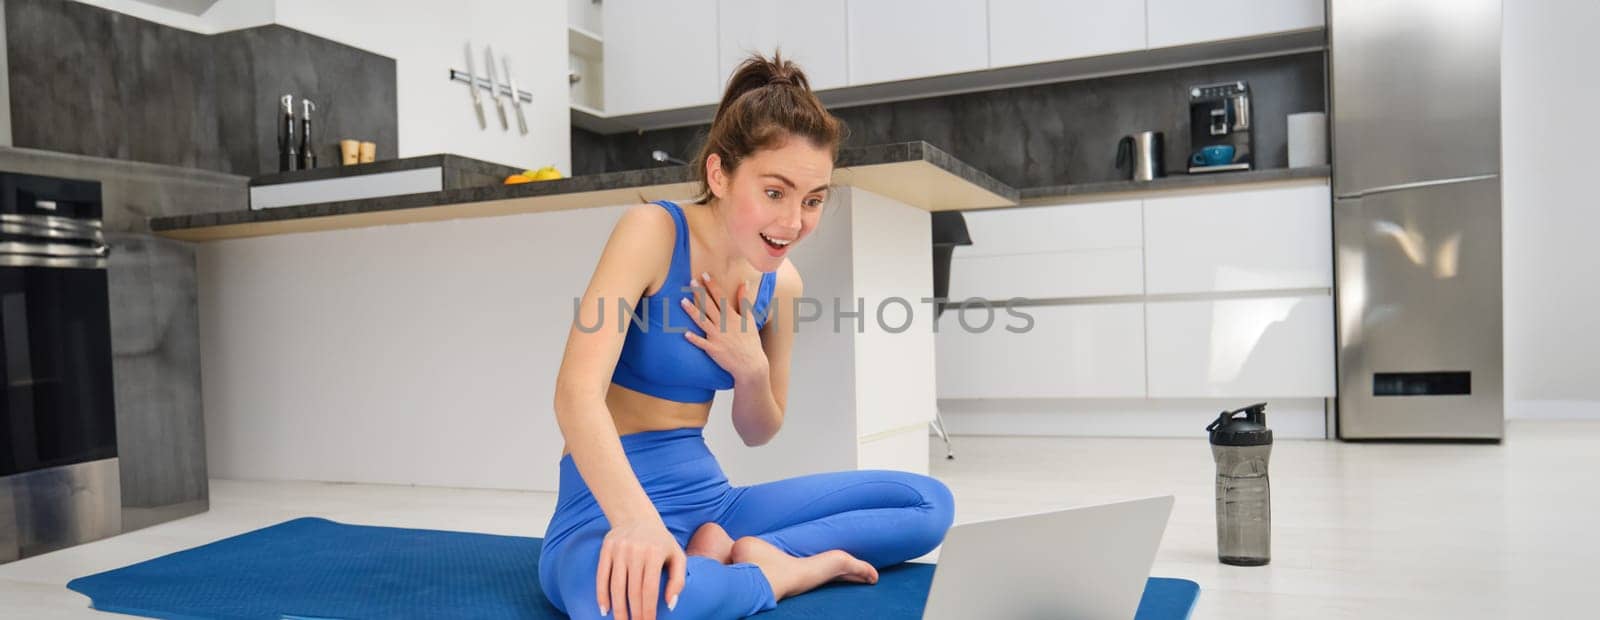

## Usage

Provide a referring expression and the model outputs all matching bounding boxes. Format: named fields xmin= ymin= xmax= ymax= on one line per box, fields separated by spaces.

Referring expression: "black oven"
xmin=0 ymin=172 xmax=117 ymax=478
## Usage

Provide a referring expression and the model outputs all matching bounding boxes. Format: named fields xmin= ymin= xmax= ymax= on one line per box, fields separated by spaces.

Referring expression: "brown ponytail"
xmin=692 ymin=51 xmax=845 ymax=203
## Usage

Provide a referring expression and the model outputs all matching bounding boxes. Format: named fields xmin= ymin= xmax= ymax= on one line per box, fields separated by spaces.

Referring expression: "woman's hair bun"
xmin=691 ymin=51 xmax=844 ymax=203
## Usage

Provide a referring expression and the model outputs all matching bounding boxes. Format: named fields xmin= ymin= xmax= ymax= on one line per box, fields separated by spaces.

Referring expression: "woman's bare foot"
xmin=685 ymin=522 xmax=735 ymax=563
xmin=728 ymin=536 xmax=878 ymax=601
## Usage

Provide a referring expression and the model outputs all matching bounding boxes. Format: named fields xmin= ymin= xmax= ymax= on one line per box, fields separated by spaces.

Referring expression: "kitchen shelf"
xmin=567 ymin=25 xmax=603 ymax=60
xmin=568 ymin=23 xmax=607 ymax=125
xmin=569 ymin=103 xmax=629 ymax=135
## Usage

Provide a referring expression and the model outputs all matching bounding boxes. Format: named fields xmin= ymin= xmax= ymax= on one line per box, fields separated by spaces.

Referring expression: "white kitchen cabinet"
xmin=988 ymin=0 xmax=1146 ymax=68
xmin=1143 ymin=184 xmax=1332 ymax=295
xmin=1145 ymin=294 xmax=1335 ymax=398
xmin=950 ymin=250 xmax=1143 ymax=301
xmin=847 ymin=0 xmax=988 ymax=85
xmin=937 ymin=303 xmax=1146 ymax=399
xmin=957 ymin=200 xmax=1143 ymax=258
xmin=603 ymin=0 xmax=720 ymax=115
xmin=947 ymin=199 xmax=1144 ymax=301
xmin=718 ymin=0 xmax=848 ymax=90
xmin=1146 ymin=0 xmax=1325 ymax=49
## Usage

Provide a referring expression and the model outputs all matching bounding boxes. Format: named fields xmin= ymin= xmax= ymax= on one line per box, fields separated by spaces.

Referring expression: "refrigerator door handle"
xmin=1335 ymin=174 xmax=1500 ymax=200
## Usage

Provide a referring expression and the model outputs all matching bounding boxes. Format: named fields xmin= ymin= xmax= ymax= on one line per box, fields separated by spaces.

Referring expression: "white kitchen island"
xmin=154 ymin=142 xmax=1015 ymax=492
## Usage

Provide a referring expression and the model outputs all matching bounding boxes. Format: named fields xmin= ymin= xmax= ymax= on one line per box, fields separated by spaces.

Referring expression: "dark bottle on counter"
xmin=279 ymin=94 xmax=298 ymax=172
xmin=299 ymin=99 xmax=317 ymax=170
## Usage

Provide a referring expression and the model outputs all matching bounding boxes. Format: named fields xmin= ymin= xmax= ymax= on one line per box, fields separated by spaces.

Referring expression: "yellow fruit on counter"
xmin=531 ymin=167 xmax=563 ymax=181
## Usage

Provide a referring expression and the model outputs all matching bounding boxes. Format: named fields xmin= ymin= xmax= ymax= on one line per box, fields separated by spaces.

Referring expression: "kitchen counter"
xmin=151 ymin=142 xmax=1017 ymax=241
xmin=150 ymin=139 xmax=1328 ymax=242
xmin=1018 ymin=165 xmax=1331 ymax=205
xmin=155 ymin=139 xmax=1331 ymax=243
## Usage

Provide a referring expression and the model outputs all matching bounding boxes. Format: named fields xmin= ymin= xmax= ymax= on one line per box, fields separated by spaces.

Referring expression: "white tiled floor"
xmin=4 ymin=420 xmax=1596 ymax=619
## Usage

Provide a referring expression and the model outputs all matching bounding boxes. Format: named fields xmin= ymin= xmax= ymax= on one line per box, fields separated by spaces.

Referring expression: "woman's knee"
xmin=870 ymin=470 xmax=955 ymax=555
xmin=538 ymin=530 xmax=608 ymax=618
xmin=654 ymin=556 xmax=777 ymax=619
xmin=910 ymin=473 xmax=956 ymax=550
xmin=883 ymin=471 xmax=954 ymax=517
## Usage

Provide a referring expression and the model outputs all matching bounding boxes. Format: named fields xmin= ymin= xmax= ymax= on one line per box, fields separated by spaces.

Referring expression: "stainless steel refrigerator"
xmin=1329 ymin=0 xmax=1504 ymax=440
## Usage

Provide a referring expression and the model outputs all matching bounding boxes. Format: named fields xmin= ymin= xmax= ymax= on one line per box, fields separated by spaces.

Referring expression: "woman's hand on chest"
xmin=680 ymin=271 xmax=770 ymax=384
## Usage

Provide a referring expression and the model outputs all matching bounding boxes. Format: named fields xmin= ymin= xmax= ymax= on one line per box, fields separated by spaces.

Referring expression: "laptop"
xmin=922 ymin=495 xmax=1175 ymax=620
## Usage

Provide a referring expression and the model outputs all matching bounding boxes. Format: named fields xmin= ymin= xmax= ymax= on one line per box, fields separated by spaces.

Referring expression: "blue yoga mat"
xmin=67 ymin=517 xmax=1199 ymax=619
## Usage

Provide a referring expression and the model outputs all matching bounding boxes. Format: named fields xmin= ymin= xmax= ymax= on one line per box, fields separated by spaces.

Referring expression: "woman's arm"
xmin=732 ymin=261 xmax=803 ymax=446
xmin=552 ymin=204 xmax=685 ymax=619
xmin=553 ymin=204 xmax=668 ymax=532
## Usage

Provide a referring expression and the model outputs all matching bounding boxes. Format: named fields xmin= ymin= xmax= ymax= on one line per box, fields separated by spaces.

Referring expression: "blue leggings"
xmin=538 ymin=428 xmax=954 ymax=619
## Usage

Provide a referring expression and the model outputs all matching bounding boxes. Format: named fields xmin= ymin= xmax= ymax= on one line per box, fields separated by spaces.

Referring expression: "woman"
xmin=541 ymin=53 xmax=955 ymax=620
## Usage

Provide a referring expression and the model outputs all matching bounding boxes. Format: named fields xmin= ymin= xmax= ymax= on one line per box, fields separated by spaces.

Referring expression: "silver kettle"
xmin=1116 ymin=131 xmax=1166 ymax=182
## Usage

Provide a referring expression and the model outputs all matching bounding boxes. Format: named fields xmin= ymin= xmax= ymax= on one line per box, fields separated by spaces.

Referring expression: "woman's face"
xmin=707 ymin=137 xmax=833 ymax=273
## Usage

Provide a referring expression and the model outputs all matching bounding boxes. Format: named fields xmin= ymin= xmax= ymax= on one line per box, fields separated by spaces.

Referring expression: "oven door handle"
xmin=0 ymin=221 xmax=105 ymax=243
xmin=0 ymin=239 xmax=110 ymax=269
xmin=0 ymin=254 xmax=107 ymax=269
xmin=0 ymin=212 xmax=103 ymax=235
xmin=0 ymin=240 xmax=109 ymax=257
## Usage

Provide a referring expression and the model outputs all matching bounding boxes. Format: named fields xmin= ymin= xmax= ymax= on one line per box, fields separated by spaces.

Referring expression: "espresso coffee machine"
xmin=1188 ymin=81 xmax=1254 ymax=173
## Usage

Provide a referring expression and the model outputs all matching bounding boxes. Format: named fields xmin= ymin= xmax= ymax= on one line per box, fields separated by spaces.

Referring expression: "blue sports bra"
xmin=610 ymin=200 xmax=778 ymax=403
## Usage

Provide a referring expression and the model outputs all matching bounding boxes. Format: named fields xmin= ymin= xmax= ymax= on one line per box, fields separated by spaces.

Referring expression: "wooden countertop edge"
xmin=154 ymin=159 xmax=1013 ymax=242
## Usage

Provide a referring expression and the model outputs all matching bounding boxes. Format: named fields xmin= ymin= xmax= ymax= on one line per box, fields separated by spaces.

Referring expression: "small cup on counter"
xmin=340 ymin=140 xmax=360 ymax=166
xmin=359 ymin=141 xmax=376 ymax=164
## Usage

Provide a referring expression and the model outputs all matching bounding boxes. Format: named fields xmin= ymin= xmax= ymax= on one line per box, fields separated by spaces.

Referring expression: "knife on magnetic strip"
xmin=485 ymin=46 xmax=509 ymax=130
xmin=503 ymin=54 xmax=529 ymax=135
xmin=464 ymin=42 xmax=486 ymax=129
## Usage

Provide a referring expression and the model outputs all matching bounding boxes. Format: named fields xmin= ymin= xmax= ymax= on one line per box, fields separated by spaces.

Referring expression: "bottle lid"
xmin=1206 ymin=402 xmax=1273 ymax=446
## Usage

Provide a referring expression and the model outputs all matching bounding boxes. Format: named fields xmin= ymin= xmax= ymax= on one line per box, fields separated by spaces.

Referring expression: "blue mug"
xmin=1190 ymin=145 xmax=1236 ymax=167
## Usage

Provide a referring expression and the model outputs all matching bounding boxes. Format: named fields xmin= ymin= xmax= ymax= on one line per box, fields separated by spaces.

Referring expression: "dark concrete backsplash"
xmin=573 ymin=52 xmax=1326 ymax=189
xmin=7 ymin=0 xmax=223 ymax=170
xmin=5 ymin=0 xmax=397 ymax=177
xmin=225 ymin=25 xmax=398 ymax=176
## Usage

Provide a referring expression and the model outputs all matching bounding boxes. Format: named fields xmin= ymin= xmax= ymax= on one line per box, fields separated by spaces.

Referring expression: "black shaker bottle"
xmin=1207 ymin=402 xmax=1273 ymax=566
